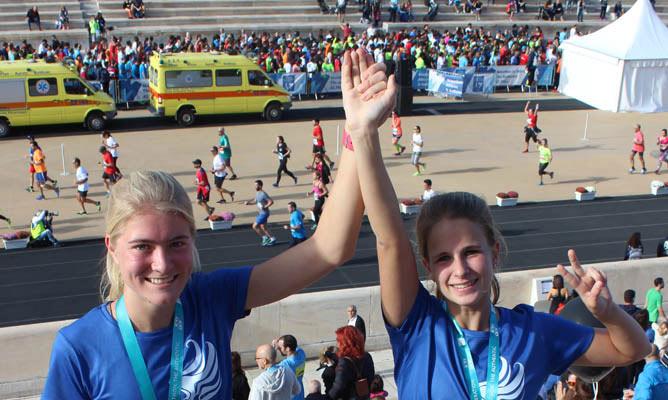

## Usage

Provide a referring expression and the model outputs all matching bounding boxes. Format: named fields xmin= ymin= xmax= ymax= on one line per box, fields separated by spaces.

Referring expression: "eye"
xmin=170 ymin=240 xmax=188 ymax=248
xmin=132 ymin=243 xmax=150 ymax=251
xmin=434 ymin=254 xmax=452 ymax=263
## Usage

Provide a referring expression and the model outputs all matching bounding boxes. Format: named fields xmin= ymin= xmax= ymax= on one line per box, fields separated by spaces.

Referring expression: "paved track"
xmin=2 ymin=194 xmax=667 ymax=328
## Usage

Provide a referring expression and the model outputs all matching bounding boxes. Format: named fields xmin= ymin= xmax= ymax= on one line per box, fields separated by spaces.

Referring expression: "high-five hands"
xmin=341 ymin=48 xmax=397 ymax=135
xmin=557 ymin=249 xmax=613 ymax=320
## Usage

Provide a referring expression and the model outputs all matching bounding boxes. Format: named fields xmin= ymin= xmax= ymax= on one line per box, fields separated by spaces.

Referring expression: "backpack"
xmin=627 ymin=246 xmax=642 ymax=260
xmin=344 ymin=357 xmax=369 ymax=398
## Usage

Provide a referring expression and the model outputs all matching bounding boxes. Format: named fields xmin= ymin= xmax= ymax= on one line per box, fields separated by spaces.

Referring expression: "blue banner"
xmin=118 ymin=79 xmax=150 ymax=103
xmin=310 ymin=72 xmax=341 ymax=94
xmin=412 ymin=69 xmax=430 ymax=90
xmin=268 ymin=73 xmax=308 ymax=95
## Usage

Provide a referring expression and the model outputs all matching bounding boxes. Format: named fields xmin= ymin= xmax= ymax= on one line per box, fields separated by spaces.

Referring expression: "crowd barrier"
xmin=90 ymin=64 xmax=555 ymax=106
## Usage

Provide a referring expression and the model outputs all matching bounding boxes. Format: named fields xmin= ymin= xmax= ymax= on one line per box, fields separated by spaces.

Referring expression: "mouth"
xmin=448 ymin=279 xmax=479 ymax=291
xmin=145 ymin=275 xmax=178 ymax=286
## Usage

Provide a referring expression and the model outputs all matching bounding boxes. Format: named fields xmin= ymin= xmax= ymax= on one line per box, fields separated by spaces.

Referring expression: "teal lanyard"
xmin=442 ymin=302 xmax=500 ymax=400
xmin=116 ymin=296 xmax=185 ymax=400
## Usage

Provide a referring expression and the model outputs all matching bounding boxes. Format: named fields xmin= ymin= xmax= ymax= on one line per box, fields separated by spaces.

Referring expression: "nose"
xmin=150 ymin=246 xmax=171 ymax=274
xmin=451 ymin=254 xmax=472 ymax=278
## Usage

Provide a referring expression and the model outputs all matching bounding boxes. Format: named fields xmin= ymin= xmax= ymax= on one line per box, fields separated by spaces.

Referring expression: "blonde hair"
xmin=100 ymin=170 xmax=201 ymax=301
xmin=415 ymin=192 xmax=505 ymax=304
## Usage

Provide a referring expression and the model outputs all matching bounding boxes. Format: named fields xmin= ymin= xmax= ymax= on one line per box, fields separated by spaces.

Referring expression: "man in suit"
xmin=347 ymin=304 xmax=366 ymax=341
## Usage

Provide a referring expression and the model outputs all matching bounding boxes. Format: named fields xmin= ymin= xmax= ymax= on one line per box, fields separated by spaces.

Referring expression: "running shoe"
xmin=400 ymin=146 xmax=406 ymax=155
xmin=539 ymin=182 xmax=544 ymax=186
xmin=293 ymin=177 xmax=298 ymax=185
xmin=25 ymin=186 xmax=34 ymax=193
xmin=550 ymin=172 xmax=554 ymax=179
xmin=522 ymin=149 xmax=528 ymax=153
xmin=52 ymin=180 xmax=58 ymax=187
xmin=36 ymin=195 xmax=45 ymax=200
xmin=268 ymin=237 xmax=277 ymax=246
xmin=656 ymin=169 xmax=661 ymax=175
xmin=330 ymin=161 xmax=335 ymax=169
xmin=422 ymin=163 xmax=427 ymax=171
xmin=393 ymin=152 xmax=401 ymax=156
xmin=217 ymin=199 xmax=226 ymax=204
xmin=628 ymin=168 xmax=635 ymax=174
xmin=641 ymin=168 xmax=647 ymax=175
xmin=261 ymin=236 xmax=270 ymax=246
xmin=77 ymin=211 xmax=87 ymax=216
xmin=272 ymin=183 xmax=279 ymax=188
xmin=96 ymin=201 xmax=102 ymax=212
xmin=230 ymin=174 xmax=238 ymax=180
xmin=54 ymin=187 xmax=60 ymax=198
xmin=413 ymin=172 xmax=421 ymax=176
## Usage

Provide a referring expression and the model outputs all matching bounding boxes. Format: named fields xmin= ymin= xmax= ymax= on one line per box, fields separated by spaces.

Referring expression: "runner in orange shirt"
xmin=309 ymin=119 xmax=335 ymax=170
xmin=31 ymin=141 xmax=60 ymax=200
xmin=629 ymin=124 xmax=647 ymax=174
xmin=391 ymin=111 xmax=406 ymax=156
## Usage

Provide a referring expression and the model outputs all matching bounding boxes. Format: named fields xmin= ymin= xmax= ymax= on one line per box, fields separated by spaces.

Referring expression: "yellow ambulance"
xmin=0 ymin=60 xmax=117 ymax=138
xmin=148 ymin=52 xmax=291 ymax=126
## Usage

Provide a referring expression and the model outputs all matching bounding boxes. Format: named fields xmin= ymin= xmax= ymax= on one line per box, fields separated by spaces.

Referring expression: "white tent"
xmin=558 ymin=0 xmax=668 ymax=112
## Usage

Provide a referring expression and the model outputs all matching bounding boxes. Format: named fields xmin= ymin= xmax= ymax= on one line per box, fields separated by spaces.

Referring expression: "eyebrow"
xmin=127 ymin=235 xmax=191 ymax=244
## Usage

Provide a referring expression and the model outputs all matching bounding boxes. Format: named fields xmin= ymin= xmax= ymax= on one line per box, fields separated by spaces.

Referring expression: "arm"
xmin=263 ymin=197 xmax=274 ymax=210
xmin=524 ymin=101 xmax=530 ymax=113
xmin=244 ymin=54 xmax=369 ymax=308
xmin=345 ymin=48 xmax=419 ymax=327
xmin=558 ymin=250 xmax=652 ymax=366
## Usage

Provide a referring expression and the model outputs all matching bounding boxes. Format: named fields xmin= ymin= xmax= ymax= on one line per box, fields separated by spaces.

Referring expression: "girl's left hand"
xmin=557 ymin=249 xmax=613 ymax=320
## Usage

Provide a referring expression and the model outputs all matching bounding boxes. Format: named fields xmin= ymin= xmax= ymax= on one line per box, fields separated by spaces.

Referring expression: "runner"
xmin=309 ymin=119 xmax=335 ymax=170
xmin=306 ymin=170 xmax=328 ymax=230
xmin=538 ymin=138 xmax=554 ymax=185
xmin=217 ymin=127 xmax=238 ymax=180
xmin=655 ymin=128 xmax=668 ymax=174
xmin=25 ymin=135 xmax=37 ymax=192
xmin=283 ymin=201 xmax=307 ymax=248
xmin=411 ymin=125 xmax=426 ymax=176
xmin=31 ymin=141 xmax=60 ymax=200
xmin=630 ymin=124 xmax=647 ymax=174
xmin=210 ymin=146 xmax=235 ymax=204
xmin=99 ymin=146 xmax=118 ymax=195
xmin=313 ymin=153 xmax=332 ymax=186
xmin=193 ymin=158 xmax=215 ymax=220
xmin=522 ymin=101 xmax=541 ymax=153
xmin=73 ymin=157 xmax=102 ymax=215
xmin=391 ymin=111 xmax=406 ymax=156
xmin=102 ymin=131 xmax=122 ymax=179
xmin=244 ymin=179 xmax=277 ymax=246
xmin=273 ymin=135 xmax=298 ymax=187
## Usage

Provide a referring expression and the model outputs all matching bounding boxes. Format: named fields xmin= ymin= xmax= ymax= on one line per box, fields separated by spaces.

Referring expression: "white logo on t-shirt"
xmin=181 ymin=340 xmax=222 ymax=399
xmin=480 ymin=356 xmax=525 ymax=399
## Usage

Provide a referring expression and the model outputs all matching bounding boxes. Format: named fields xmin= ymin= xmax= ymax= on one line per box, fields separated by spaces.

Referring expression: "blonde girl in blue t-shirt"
xmin=338 ymin=47 xmax=651 ymax=399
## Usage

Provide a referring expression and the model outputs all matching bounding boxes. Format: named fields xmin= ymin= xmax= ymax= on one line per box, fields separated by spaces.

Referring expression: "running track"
xmin=1 ymin=194 xmax=667 ymax=327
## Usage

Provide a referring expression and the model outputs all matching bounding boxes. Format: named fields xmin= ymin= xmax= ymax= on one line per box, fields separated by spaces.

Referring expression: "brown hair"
xmin=415 ymin=192 xmax=504 ymax=304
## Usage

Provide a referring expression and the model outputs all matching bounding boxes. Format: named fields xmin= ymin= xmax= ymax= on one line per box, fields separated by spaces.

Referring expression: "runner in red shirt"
xmin=522 ymin=101 xmax=541 ymax=153
xmin=193 ymin=159 xmax=215 ymax=220
xmin=391 ymin=111 xmax=406 ymax=156
xmin=99 ymin=146 xmax=118 ymax=195
xmin=309 ymin=119 xmax=335 ymax=170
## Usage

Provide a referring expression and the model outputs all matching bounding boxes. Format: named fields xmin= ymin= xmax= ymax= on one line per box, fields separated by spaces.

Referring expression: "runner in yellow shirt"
xmin=538 ymin=138 xmax=554 ymax=186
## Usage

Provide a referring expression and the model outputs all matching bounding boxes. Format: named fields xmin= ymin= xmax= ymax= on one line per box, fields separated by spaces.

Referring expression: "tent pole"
xmin=581 ymin=112 xmax=589 ymax=141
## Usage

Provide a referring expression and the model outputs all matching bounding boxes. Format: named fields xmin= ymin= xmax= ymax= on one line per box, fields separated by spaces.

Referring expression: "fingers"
xmin=342 ymin=50 xmax=353 ymax=91
xmin=568 ymin=248 xmax=586 ymax=278
xmin=358 ymin=68 xmax=387 ymax=95
xmin=357 ymin=48 xmax=369 ymax=77
xmin=589 ymin=280 xmax=604 ymax=299
xmin=557 ymin=263 xmax=579 ymax=288
xmin=351 ymin=50 xmax=361 ymax=88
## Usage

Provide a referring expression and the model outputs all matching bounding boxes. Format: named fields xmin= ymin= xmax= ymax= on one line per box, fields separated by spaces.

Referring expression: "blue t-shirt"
xmin=43 ymin=266 xmax=253 ymax=399
xmin=634 ymin=360 xmax=668 ymax=400
xmin=278 ymin=347 xmax=306 ymax=400
xmin=386 ymin=284 xmax=595 ymax=399
xmin=290 ymin=210 xmax=307 ymax=239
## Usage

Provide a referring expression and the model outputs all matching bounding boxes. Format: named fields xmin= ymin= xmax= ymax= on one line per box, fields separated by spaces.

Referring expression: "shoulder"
xmin=59 ymin=304 xmax=114 ymax=343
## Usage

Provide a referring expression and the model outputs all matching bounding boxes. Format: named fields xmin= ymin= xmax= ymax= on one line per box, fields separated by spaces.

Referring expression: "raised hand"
xmin=341 ymin=48 xmax=397 ymax=135
xmin=557 ymin=249 xmax=613 ymax=320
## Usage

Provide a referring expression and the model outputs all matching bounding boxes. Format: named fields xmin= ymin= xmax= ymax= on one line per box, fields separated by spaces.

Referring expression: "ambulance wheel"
xmin=0 ymin=119 xmax=9 ymax=138
xmin=177 ymin=107 xmax=195 ymax=127
xmin=264 ymin=103 xmax=282 ymax=121
xmin=86 ymin=112 xmax=106 ymax=131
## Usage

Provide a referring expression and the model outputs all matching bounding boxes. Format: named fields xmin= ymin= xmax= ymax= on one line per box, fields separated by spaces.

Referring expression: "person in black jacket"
xmin=329 ymin=326 xmax=374 ymax=400
xmin=231 ymin=351 xmax=250 ymax=400
xmin=318 ymin=346 xmax=338 ymax=395
xmin=346 ymin=305 xmax=366 ymax=341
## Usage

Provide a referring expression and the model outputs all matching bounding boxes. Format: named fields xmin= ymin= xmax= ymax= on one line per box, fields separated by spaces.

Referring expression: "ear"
xmin=422 ymin=256 xmax=433 ymax=275
xmin=105 ymin=234 xmax=118 ymax=264
xmin=492 ymin=241 xmax=501 ymax=268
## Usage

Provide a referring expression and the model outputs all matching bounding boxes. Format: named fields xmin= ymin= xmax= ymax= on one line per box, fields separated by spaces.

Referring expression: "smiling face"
xmin=423 ymin=217 xmax=498 ymax=310
xmin=106 ymin=210 xmax=194 ymax=310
